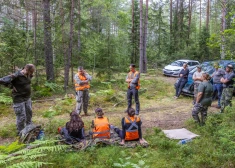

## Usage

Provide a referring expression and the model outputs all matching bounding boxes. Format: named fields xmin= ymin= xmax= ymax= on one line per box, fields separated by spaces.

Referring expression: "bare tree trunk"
xmin=33 ymin=1 xmax=38 ymax=84
xmin=68 ymin=0 xmax=75 ymax=84
xmin=139 ymin=0 xmax=143 ymax=73
xmin=60 ymin=0 xmax=67 ymax=90
xmin=131 ymin=0 xmax=135 ymax=63
xmin=43 ymin=0 xmax=54 ymax=81
xmin=200 ymin=0 xmax=201 ymax=32
xmin=187 ymin=0 xmax=192 ymax=45
xmin=221 ymin=0 xmax=226 ymax=59
xmin=170 ymin=0 xmax=172 ymax=34
xmin=143 ymin=0 xmax=148 ymax=73
xmin=206 ymin=0 xmax=210 ymax=30
xmin=77 ymin=0 xmax=81 ymax=60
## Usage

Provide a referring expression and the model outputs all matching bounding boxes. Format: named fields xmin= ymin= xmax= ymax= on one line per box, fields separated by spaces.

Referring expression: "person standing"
xmin=192 ymin=65 xmax=204 ymax=104
xmin=74 ymin=66 xmax=92 ymax=115
xmin=126 ymin=64 xmax=140 ymax=115
xmin=174 ymin=63 xmax=189 ymax=99
xmin=211 ymin=63 xmax=225 ymax=109
xmin=192 ymin=73 xmax=213 ymax=126
xmin=220 ymin=64 xmax=235 ymax=113
xmin=0 ymin=64 xmax=35 ymax=135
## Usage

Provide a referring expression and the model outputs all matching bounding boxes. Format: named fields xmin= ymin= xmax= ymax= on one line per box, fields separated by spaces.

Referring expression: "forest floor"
xmin=0 ymin=73 xmax=220 ymax=145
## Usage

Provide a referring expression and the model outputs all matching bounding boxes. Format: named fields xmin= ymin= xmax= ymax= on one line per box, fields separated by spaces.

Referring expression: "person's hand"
xmin=180 ymin=74 xmax=183 ymax=77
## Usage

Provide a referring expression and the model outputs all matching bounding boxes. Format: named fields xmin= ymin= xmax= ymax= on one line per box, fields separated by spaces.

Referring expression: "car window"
xmin=187 ymin=62 xmax=192 ymax=66
xmin=192 ymin=62 xmax=199 ymax=66
xmin=171 ymin=61 xmax=184 ymax=66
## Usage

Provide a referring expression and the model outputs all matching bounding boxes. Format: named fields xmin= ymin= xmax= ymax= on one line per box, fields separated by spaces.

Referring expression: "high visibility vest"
xmin=124 ymin=116 xmax=140 ymax=141
xmin=74 ymin=73 xmax=90 ymax=91
xmin=92 ymin=117 xmax=110 ymax=139
xmin=127 ymin=71 xmax=140 ymax=90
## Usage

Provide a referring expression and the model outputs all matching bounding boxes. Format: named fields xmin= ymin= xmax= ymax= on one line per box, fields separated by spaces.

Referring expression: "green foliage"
xmin=0 ymin=93 xmax=12 ymax=105
xmin=44 ymin=82 xmax=64 ymax=93
xmin=0 ymin=141 xmax=25 ymax=154
xmin=0 ymin=140 xmax=68 ymax=168
xmin=0 ymin=123 xmax=17 ymax=138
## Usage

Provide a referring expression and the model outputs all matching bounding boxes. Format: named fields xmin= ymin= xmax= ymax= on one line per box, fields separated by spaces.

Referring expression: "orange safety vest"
xmin=92 ymin=117 xmax=110 ymax=139
xmin=127 ymin=71 xmax=140 ymax=90
xmin=124 ymin=116 xmax=140 ymax=141
xmin=74 ymin=73 xmax=90 ymax=91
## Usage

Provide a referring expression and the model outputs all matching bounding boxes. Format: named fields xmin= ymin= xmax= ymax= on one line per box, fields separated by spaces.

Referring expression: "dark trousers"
xmin=114 ymin=128 xmax=124 ymax=139
xmin=127 ymin=88 xmax=140 ymax=115
xmin=213 ymin=83 xmax=223 ymax=107
xmin=175 ymin=79 xmax=187 ymax=97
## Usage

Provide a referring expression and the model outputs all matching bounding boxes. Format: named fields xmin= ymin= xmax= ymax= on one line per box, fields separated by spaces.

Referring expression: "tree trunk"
xmin=68 ymin=0 xmax=75 ymax=84
xmin=206 ymin=0 xmax=210 ymax=30
xmin=221 ymin=0 xmax=226 ymax=59
xmin=143 ymin=0 xmax=148 ymax=73
xmin=33 ymin=1 xmax=38 ymax=84
xmin=43 ymin=0 xmax=54 ymax=82
xmin=170 ymin=0 xmax=172 ymax=34
xmin=139 ymin=0 xmax=143 ymax=73
xmin=77 ymin=0 xmax=81 ymax=60
xmin=60 ymin=0 xmax=67 ymax=90
xmin=200 ymin=0 xmax=201 ymax=32
xmin=187 ymin=0 xmax=192 ymax=45
xmin=131 ymin=0 xmax=135 ymax=63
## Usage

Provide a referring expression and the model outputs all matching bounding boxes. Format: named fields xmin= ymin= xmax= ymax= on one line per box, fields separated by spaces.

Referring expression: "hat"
xmin=95 ymin=108 xmax=104 ymax=116
xmin=213 ymin=63 xmax=219 ymax=68
xmin=196 ymin=65 xmax=202 ymax=69
xmin=227 ymin=64 xmax=233 ymax=69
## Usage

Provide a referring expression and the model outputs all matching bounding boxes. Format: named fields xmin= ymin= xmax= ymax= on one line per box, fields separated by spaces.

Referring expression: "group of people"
xmin=59 ymin=107 xmax=145 ymax=145
xmin=175 ymin=63 xmax=235 ymax=125
xmin=0 ymin=63 xmax=143 ymax=144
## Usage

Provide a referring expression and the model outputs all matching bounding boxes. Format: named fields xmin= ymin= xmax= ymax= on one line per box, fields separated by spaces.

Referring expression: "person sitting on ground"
xmin=174 ymin=63 xmax=189 ymax=99
xmin=113 ymin=108 xmax=145 ymax=145
xmin=59 ymin=111 xmax=85 ymax=143
xmin=91 ymin=108 xmax=111 ymax=139
xmin=192 ymin=73 xmax=213 ymax=126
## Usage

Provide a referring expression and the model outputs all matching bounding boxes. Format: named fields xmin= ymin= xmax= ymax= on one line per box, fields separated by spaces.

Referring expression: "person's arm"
xmin=84 ymin=72 xmax=92 ymax=81
xmin=74 ymin=74 xmax=87 ymax=85
xmin=126 ymin=74 xmax=131 ymax=83
xmin=91 ymin=120 xmax=95 ymax=128
xmin=196 ymin=83 xmax=204 ymax=103
xmin=81 ymin=127 xmax=85 ymax=139
xmin=130 ymin=72 xmax=140 ymax=84
xmin=192 ymin=72 xmax=197 ymax=81
xmin=221 ymin=73 xmax=234 ymax=84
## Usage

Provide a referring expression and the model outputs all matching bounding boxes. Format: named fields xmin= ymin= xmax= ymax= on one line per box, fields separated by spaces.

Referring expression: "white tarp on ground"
xmin=162 ymin=128 xmax=199 ymax=140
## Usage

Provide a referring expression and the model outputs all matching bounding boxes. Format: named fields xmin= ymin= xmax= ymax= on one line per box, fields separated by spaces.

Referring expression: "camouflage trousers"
xmin=192 ymin=103 xmax=208 ymax=125
xmin=220 ymin=88 xmax=233 ymax=112
xmin=75 ymin=90 xmax=89 ymax=115
xmin=13 ymin=99 xmax=32 ymax=134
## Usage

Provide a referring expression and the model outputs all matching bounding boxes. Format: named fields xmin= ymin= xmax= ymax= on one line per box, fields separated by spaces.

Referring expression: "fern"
xmin=7 ymin=161 xmax=52 ymax=168
xmin=0 ymin=93 xmax=12 ymax=104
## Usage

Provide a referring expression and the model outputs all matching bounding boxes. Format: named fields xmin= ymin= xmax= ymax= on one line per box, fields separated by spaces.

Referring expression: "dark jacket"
xmin=0 ymin=70 xmax=32 ymax=103
xmin=121 ymin=116 xmax=142 ymax=140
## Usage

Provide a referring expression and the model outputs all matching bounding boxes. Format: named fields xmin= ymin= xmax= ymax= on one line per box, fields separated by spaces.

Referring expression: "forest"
xmin=1 ymin=0 xmax=235 ymax=168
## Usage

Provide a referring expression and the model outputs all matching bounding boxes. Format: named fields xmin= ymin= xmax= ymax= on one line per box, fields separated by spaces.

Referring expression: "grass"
xmin=0 ymin=71 xmax=235 ymax=167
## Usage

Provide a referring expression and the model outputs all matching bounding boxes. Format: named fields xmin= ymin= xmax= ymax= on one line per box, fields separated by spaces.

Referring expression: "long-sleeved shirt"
xmin=179 ymin=68 xmax=189 ymax=81
xmin=65 ymin=122 xmax=85 ymax=140
xmin=74 ymin=73 xmax=92 ymax=85
xmin=126 ymin=71 xmax=140 ymax=89
xmin=0 ymin=70 xmax=32 ymax=103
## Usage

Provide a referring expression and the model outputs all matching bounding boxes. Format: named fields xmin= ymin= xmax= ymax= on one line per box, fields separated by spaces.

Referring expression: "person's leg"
xmin=225 ymin=88 xmax=233 ymax=108
xmin=220 ymin=89 xmax=226 ymax=113
xmin=133 ymin=89 xmax=140 ymax=115
xmin=13 ymin=102 xmax=26 ymax=134
xmin=83 ymin=90 xmax=89 ymax=114
xmin=127 ymin=89 xmax=133 ymax=110
xmin=200 ymin=106 xmax=208 ymax=125
xmin=25 ymin=99 xmax=32 ymax=125
xmin=192 ymin=103 xmax=201 ymax=124
xmin=75 ymin=91 xmax=83 ymax=114
xmin=212 ymin=84 xmax=218 ymax=101
xmin=217 ymin=84 xmax=223 ymax=107
xmin=113 ymin=127 xmax=124 ymax=139
xmin=177 ymin=80 xmax=187 ymax=97
xmin=175 ymin=81 xmax=181 ymax=96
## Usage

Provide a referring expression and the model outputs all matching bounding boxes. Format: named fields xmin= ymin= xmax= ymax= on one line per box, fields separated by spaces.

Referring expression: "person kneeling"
xmin=114 ymin=108 xmax=145 ymax=145
xmin=91 ymin=108 xmax=111 ymax=139
xmin=59 ymin=111 xmax=85 ymax=143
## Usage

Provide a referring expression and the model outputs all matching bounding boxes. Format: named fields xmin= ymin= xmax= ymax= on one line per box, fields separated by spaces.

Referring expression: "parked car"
xmin=163 ymin=59 xmax=200 ymax=77
xmin=174 ymin=60 xmax=235 ymax=96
